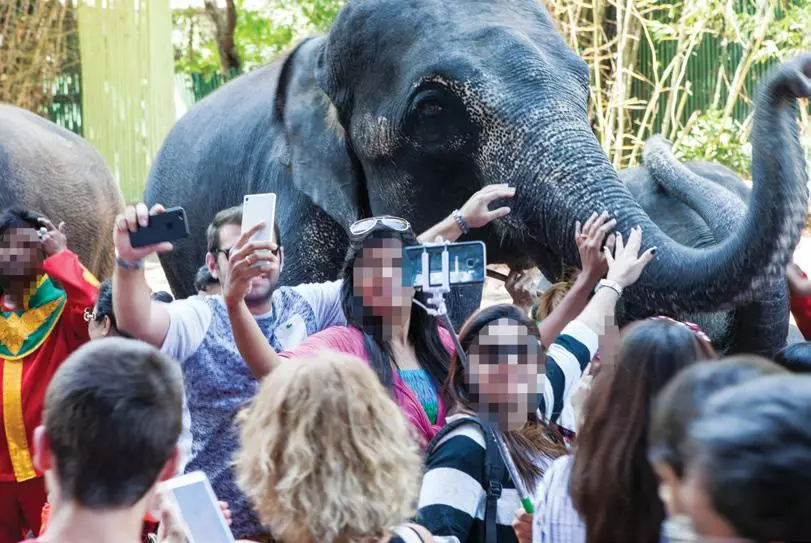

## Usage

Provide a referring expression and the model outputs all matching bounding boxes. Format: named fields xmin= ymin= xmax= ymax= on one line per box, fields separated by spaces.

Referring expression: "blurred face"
xmin=214 ymin=224 xmax=281 ymax=304
xmin=0 ymin=227 xmax=44 ymax=279
xmin=682 ymin=465 xmax=742 ymax=541
xmin=353 ymin=237 xmax=413 ymax=320
xmin=653 ymin=462 xmax=685 ymax=517
xmin=467 ymin=319 xmax=544 ymax=431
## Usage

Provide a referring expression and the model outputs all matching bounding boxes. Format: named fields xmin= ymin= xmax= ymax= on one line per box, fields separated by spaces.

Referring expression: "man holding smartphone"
xmin=111 ymin=185 xmax=514 ymax=540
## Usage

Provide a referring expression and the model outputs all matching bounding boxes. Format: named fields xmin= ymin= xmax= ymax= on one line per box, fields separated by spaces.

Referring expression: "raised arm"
xmin=112 ymin=203 xmax=174 ymax=347
xmin=223 ymin=224 xmax=283 ymax=378
xmin=536 ymin=212 xmax=617 ymax=345
xmin=576 ymin=226 xmax=655 ymax=335
xmin=417 ymin=184 xmax=515 ymax=243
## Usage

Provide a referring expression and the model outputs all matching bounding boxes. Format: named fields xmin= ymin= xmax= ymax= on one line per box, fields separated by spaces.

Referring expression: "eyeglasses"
xmin=83 ymin=308 xmax=96 ymax=323
xmin=349 ymin=216 xmax=411 ymax=237
xmin=213 ymin=244 xmax=279 ymax=262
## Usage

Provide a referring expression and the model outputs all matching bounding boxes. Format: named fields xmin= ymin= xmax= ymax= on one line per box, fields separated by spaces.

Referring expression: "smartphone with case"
xmin=128 ymin=207 xmax=190 ymax=248
xmin=159 ymin=471 xmax=235 ymax=543
xmin=241 ymin=193 xmax=277 ymax=245
xmin=403 ymin=241 xmax=487 ymax=289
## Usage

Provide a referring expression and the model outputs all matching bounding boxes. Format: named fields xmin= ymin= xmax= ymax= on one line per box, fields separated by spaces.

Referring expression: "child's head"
xmin=649 ymin=355 xmax=786 ymax=517
xmin=34 ymin=338 xmax=184 ymax=509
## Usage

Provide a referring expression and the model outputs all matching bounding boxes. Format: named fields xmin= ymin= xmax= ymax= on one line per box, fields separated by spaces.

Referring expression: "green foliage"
xmin=172 ymin=0 xmax=345 ymax=79
xmin=675 ymin=109 xmax=752 ymax=178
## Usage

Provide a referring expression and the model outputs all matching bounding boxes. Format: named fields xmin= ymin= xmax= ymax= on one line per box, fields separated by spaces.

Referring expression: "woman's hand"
xmin=505 ymin=268 xmax=540 ymax=314
xmin=458 ymin=184 xmax=516 ymax=228
xmin=604 ymin=226 xmax=656 ymax=289
xmin=222 ymin=222 xmax=281 ymax=309
xmin=38 ymin=217 xmax=68 ymax=257
xmin=512 ymin=510 xmax=533 ymax=543
xmin=575 ymin=212 xmax=616 ymax=283
xmin=570 ymin=363 xmax=594 ymax=433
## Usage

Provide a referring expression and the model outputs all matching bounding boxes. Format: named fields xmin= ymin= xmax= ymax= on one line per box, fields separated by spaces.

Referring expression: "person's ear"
xmin=32 ymin=426 xmax=53 ymax=474
xmin=158 ymin=446 xmax=181 ymax=484
xmin=206 ymin=252 xmax=219 ymax=281
xmin=102 ymin=316 xmax=114 ymax=336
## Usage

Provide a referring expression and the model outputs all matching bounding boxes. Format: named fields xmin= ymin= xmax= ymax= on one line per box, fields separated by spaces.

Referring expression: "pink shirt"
xmin=280 ymin=325 xmax=456 ymax=447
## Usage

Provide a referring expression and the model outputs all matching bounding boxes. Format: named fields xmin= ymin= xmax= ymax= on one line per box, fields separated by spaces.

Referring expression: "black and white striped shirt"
xmin=416 ymin=320 xmax=598 ymax=543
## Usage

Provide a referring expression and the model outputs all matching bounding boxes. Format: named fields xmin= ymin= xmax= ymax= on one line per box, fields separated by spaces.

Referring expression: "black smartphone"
xmin=128 ymin=207 xmax=190 ymax=248
xmin=402 ymin=241 xmax=487 ymax=289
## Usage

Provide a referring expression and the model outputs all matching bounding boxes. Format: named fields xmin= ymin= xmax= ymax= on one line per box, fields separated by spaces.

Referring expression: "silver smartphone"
xmin=159 ymin=471 xmax=234 ymax=543
xmin=241 ymin=193 xmax=276 ymax=245
xmin=403 ymin=241 xmax=487 ymax=288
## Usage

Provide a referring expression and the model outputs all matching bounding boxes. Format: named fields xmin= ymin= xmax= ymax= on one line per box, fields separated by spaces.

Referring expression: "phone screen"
xmin=241 ymin=193 xmax=277 ymax=244
xmin=171 ymin=480 xmax=234 ymax=543
xmin=403 ymin=241 xmax=487 ymax=288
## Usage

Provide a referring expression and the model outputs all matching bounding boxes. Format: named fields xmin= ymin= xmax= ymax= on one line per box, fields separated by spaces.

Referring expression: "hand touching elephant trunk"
xmin=538 ymin=54 xmax=810 ymax=317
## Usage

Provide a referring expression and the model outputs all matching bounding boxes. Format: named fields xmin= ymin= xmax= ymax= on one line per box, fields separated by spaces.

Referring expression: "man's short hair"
xmin=686 ymin=375 xmax=811 ymax=542
xmin=205 ymin=204 xmax=282 ymax=254
xmin=0 ymin=207 xmax=42 ymax=238
xmin=43 ymin=338 xmax=184 ymax=508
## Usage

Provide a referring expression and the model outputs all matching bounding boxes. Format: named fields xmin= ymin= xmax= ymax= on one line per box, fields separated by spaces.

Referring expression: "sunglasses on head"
xmin=349 ymin=216 xmax=411 ymax=238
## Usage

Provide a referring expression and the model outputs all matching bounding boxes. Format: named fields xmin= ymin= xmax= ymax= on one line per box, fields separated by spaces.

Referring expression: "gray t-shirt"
xmin=161 ymin=280 xmax=344 ymax=538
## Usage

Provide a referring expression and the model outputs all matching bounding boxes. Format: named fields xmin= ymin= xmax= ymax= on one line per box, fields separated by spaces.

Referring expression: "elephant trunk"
xmin=516 ymin=60 xmax=808 ymax=316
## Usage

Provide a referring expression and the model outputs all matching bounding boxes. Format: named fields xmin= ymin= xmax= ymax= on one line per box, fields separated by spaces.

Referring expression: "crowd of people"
xmin=1 ymin=185 xmax=810 ymax=543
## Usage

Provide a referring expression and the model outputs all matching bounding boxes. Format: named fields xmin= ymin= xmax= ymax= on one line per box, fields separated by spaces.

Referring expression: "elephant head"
xmin=278 ymin=0 xmax=810 ymax=318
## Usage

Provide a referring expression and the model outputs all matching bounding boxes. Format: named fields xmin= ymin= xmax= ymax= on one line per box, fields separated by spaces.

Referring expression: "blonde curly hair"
xmin=235 ymin=352 xmax=422 ymax=543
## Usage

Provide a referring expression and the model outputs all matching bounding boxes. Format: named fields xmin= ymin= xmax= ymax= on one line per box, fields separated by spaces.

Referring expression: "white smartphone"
xmin=159 ymin=471 xmax=235 ymax=543
xmin=241 ymin=193 xmax=277 ymax=245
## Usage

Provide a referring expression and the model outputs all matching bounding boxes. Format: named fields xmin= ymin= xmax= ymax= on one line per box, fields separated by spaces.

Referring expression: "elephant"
xmin=145 ymin=0 xmax=811 ymax=343
xmin=0 ymin=104 xmax=123 ymax=279
xmin=618 ymin=135 xmax=798 ymax=356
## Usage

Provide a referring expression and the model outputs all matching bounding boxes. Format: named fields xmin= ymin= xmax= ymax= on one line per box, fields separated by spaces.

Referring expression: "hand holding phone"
xmin=128 ymin=206 xmax=190 ymax=249
xmin=159 ymin=472 xmax=235 ymax=543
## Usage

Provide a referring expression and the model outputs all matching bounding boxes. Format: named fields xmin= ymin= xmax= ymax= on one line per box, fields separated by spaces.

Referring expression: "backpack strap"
xmin=424 ymin=417 xmax=505 ymax=543
xmin=482 ymin=424 xmax=504 ymax=543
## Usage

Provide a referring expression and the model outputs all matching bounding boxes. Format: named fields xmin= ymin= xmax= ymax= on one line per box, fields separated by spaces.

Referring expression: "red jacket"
xmin=0 ymin=250 xmax=98 ymax=482
xmin=790 ymin=271 xmax=811 ymax=341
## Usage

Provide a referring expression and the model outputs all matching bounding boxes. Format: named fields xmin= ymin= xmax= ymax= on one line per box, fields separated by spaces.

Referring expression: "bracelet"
xmin=595 ymin=278 xmax=623 ymax=297
xmin=115 ymin=255 xmax=144 ymax=271
xmin=452 ymin=209 xmax=470 ymax=235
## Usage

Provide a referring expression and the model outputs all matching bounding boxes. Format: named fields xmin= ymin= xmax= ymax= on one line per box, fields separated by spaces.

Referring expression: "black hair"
xmin=151 ymin=291 xmax=174 ymax=304
xmin=339 ymin=227 xmax=450 ymax=393
xmin=686 ymin=375 xmax=811 ymax=542
xmin=0 ymin=207 xmax=42 ymax=237
xmin=773 ymin=342 xmax=811 ymax=374
xmin=649 ymin=355 xmax=787 ymax=477
xmin=193 ymin=265 xmax=218 ymax=291
xmin=92 ymin=280 xmax=133 ymax=339
xmin=43 ymin=338 xmax=184 ymax=508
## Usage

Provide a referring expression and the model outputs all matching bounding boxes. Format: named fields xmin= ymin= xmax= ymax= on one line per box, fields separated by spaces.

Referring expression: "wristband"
xmin=595 ymin=278 xmax=623 ymax=297
xmin=452 ymin=209 xmax=470 ymax=235
xmin=115 ymin=255 xmax=145 ymax=271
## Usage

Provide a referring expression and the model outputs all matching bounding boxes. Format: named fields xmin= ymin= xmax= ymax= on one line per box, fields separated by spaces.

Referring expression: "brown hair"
xmin=570 ymin=319 xmax=716 ymax=543
xmin=445 ymin=303 xmax=567 ymax=490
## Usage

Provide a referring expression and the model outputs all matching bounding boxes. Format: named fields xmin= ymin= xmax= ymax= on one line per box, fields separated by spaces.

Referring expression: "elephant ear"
xmin=276 ymin=37 xmax=362 ymax=229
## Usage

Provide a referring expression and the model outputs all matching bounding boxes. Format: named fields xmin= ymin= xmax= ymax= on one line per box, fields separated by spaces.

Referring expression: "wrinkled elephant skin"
xmin=0 ymin=105 xmax=124 ymax=279
xmin=146 ymin=0 xmax=811 ymax=334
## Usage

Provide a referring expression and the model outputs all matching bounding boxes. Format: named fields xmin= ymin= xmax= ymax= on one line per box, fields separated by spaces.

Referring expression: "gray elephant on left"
xmin=0 ymin=105 xmax=124 ymax=278
xmin=620 ymin=135 xmax=802 ymax=356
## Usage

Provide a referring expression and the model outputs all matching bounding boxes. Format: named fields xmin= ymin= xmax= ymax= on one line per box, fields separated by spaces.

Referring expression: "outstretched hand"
xmin=604 ymin=226 xmax=656 ymax=289
xmin=38 ymin=217 xmax=68 ymax=257
xmin=114 ymin=203 xmax=174 ymax=263
xmin=221 ymin=222 xmax=282 ymax=308
xmin=575 ymin=211 xmax=616 ymax=283
xmin=459 ymin=184 xmax=516 ymax=229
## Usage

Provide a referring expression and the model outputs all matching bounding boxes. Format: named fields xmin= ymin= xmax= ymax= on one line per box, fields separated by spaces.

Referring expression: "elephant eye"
xmin=408 ymin=89 xmax=456 ymax=145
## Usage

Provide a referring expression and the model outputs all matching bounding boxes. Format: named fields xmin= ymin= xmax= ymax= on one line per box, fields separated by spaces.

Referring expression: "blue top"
xmin=399 ymin=368 xmax=438 ymax=424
